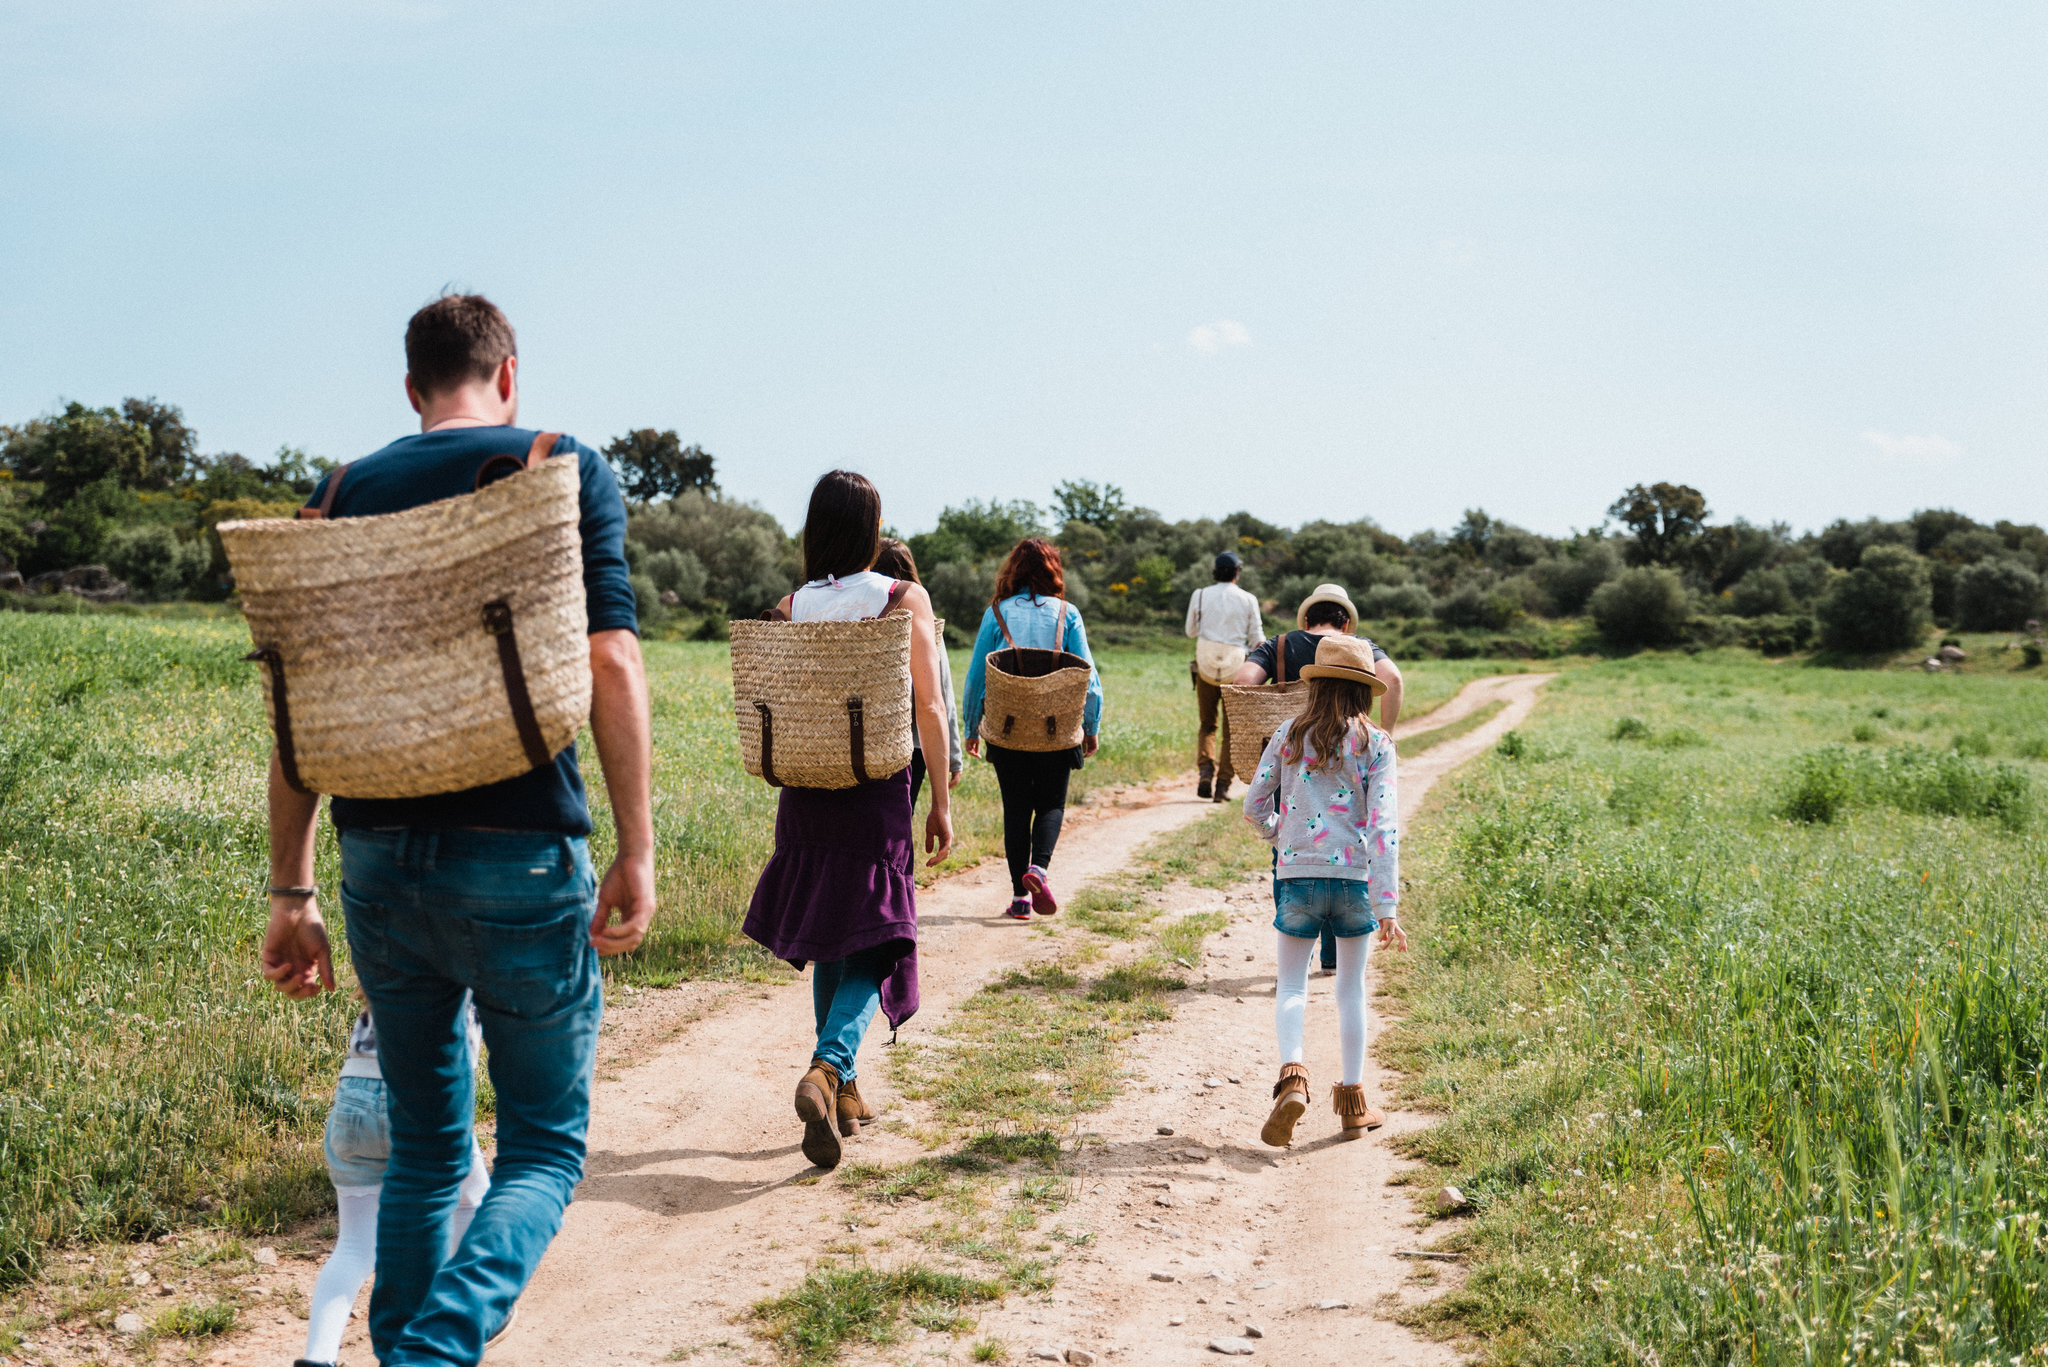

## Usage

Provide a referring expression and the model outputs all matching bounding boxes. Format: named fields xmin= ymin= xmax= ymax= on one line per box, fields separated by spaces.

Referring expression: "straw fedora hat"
xmin=1298 ymin=635 xmax=1387 ymax=696
xmin=1295 ymin=583 xmax=1358 ymax=632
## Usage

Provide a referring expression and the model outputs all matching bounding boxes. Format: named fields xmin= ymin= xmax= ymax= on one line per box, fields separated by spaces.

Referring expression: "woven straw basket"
xmin=979 ymin=597 xmax=1091 ymax=753
xmin=219 ymin=442 xmax=590 ymax=799
xmin=1221 ymin=633 xmax=1306 ymax=775
xmin=730 ymin=612 xmax=915 ymax=788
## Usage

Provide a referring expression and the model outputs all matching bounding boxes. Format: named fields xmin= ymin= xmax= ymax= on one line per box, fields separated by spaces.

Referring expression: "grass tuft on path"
xmin=751 ymin=1264 xmax=1005 ymax=1365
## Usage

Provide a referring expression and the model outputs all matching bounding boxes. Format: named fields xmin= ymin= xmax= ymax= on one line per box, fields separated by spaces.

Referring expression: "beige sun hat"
xmin=1297 ymin=635 xmax=1388 ymax=696
xmin=1294 ymin=583 xmax=1358 ymax=632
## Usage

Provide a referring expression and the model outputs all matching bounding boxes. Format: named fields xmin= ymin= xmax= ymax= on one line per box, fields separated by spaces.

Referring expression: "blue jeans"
xmin=812 ymin=944 xmax=893 ymax=1082
xmin=1271 ymin=877 xmax=1380 ymax=940
xmin=340 ymin=828 xmax=601 ymax=1367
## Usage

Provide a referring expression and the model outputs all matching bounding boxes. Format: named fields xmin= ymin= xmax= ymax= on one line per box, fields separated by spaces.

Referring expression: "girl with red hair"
xmin=961 ymin=538 xmax=1104 ymax=919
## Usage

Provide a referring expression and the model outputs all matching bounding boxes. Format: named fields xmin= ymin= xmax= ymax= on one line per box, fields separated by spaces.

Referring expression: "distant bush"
xmin=643 ymin=547 xmax=709 ymax=606
xmin=1729 ymin=568 xmax=1794 ymax=617
xmin=1589 ymin=567 xmax=1688 ymax=648
xmin=1496 ymin=730 xmax=1527 ymax=760
xmin=102 ymin=523 xmax=206 ymax=600
xmin=1955 ymin=558 xmax=2043 ymax=631
xmin=1737 ymin=613 xmax=1816 ymax=656
xmin=1528 ymin=542 xmax=1618 ymax=615
xmin=1361 ymin=582 xmax=1432 ymax=619
xmin=1816 ymin=544 xmax=1930 ymax=653
xmin=1434 ymin=583 xmax=1525 ymax=631
xmin=1611 ymin=716 xmax=1652 ymax=741
xmin=926 ymin=559 xmax=996 ymax=640
xmin=1781 ymin=744 xmax=2033 ymax=831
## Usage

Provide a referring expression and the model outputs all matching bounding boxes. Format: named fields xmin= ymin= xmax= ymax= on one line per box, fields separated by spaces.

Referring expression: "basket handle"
xmin=756 ymin=703 xmax=782 ymax=787
xmin=848 ymin=697 xmax=869 ymax=783
xmin=296 ymin=463 xmax=353 ymax=520
xmin=1271 ymin=634 xmax=1288 ymax=685
xmin=473 ymin=431 xmax=561 ymax=492
xmin=483 ymin=599 xmax=553 ymax=772
xmin=244 ymin=647 xmax=310 ymax=793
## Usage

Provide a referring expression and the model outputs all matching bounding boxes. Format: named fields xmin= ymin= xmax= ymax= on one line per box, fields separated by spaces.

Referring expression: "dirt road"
xmin=210 ymin=673 xmax=1551 ymax=1367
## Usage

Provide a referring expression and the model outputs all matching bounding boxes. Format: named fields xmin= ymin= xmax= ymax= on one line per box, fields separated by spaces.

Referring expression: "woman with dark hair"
xmin=961 ymin=537 xmax=1104 ymax=920
xmin=744 ymin=472 xmax=954 ymax=1170
xmin=870 ymin=538 xmax=963 ymax=808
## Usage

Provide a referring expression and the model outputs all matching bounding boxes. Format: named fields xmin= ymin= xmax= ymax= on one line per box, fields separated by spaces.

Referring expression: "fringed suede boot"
xmin=1331 ymin=1083 xmax=1386 ymax=1138
xmin=1260 ymin=1063 xmax=1311 ymax=1147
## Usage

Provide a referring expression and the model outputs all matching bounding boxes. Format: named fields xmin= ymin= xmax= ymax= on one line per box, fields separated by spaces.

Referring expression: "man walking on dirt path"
xmin=1186 ymin=551 xmax=1264 ymax=800
xmin=256 ymin=294 xmax=655 ymax=1367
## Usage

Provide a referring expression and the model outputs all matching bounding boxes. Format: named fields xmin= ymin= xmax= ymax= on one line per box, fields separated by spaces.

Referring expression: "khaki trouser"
xmin=1193 ymin=667 xmax=1234 ymax=792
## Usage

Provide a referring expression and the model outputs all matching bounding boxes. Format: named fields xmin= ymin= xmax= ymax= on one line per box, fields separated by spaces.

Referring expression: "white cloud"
xmin=1187 ymin=320 xmax=1251 ymax=355
xmin=1860 ymin=430 xmax=1964 ymax=465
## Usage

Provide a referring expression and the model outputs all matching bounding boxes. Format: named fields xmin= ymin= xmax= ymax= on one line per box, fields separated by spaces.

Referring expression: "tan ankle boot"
xmin=795 ymin=1058 xmax=843 ymax=1168
xmin=1260 ymin=1063 xmax=1311 ymax=1147
xmin=837 ymin=1078 xmax=877 ymax=1137
xmin=1332 ymin=1083 xmax=1385 ymax=1138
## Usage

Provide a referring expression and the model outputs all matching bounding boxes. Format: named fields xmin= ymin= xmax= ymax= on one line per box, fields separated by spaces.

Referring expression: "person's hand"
xmin=924 ymin=806 xmax=955 ymax=867
xmin=1377 ymin=914 xmax=1409 ymax=952
xmin=260 ymin=898 xmax=335 ymax=999
xmin=591 ymin=851 xmax=657 ymax=957
xmin=1082 ymin=734 xmax=1099 ymax=758
xmin=965 ymin=737 xmax=981 ymax=760
xmin=948 ymin=768 xmax=962 ymax=791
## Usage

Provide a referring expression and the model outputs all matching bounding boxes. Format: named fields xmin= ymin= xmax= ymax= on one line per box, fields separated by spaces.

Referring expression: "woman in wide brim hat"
xmin=1238 ymin=632 xmax=1408 ymax=1148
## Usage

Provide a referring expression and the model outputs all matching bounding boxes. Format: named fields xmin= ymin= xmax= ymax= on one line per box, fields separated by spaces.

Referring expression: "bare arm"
xmin=1377 ymin=656 xmax=1404 ymax=728
xmin=588 ymin=628 xmax=657 ymax=956
xmin=902 ymin=586 xmax=955 ymax=865
xmin=1231 ymin=661 xmax=1269 ymax=686
xmin=260 ymin=750 xmax=333 ymax=998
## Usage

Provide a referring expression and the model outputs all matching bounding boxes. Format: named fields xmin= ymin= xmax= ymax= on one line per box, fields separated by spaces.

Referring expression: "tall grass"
xmin=1386 ymin=652 xmax=2048 ymax=1364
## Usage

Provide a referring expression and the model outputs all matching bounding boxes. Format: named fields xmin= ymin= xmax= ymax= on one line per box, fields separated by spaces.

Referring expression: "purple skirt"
xmin=743 ymin=766 xmax=920 ymax=1027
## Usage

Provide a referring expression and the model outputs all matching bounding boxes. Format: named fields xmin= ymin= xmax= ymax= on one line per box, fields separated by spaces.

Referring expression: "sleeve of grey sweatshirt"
xmin=941 ymin=649 xmax=963 ymax=771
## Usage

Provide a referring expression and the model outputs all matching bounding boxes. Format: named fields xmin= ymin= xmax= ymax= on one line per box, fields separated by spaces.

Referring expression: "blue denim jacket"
xmin=962 ymin=593 xmax=1104 ymax=740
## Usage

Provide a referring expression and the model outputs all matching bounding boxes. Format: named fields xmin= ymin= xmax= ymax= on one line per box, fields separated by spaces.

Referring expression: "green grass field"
xmin=0 ymin=610 xmax=1499 ymax=1288
xmin=1389 ymin=652 xmax=2048 ymax=1364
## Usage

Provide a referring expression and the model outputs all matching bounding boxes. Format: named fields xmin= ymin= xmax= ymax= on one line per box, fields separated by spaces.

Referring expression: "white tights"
xmin=1273 ymin=930 xmax=1370 ymax=1086
xmin=304 ymin=1138 xmax=489 ymax=1365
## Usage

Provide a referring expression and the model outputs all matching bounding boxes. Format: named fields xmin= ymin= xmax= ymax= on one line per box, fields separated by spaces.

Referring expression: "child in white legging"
xmin=299 ymin=998 xmax=490 ymax=1367
xmin=1240 ymin=635 xmax=1409 ymax=1147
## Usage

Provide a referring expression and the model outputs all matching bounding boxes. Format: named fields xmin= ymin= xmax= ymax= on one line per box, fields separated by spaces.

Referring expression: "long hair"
xmin=870 ymin=536 xmax=921 ymax=585
xmin=992 ymin=537 xmax=1065 ymax=603
xmin=1282 ymin=677 xmax=1376 ymax=773
xmin=801 ymin=470 xmax=882 ymax=582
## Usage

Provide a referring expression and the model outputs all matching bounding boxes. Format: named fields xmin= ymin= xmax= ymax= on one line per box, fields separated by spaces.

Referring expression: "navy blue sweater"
xmin=303 ymin=426 xmax=638 ymax=836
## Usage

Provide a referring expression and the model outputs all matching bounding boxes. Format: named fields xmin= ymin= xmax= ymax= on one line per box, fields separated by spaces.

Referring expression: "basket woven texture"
xmin=730 ymin=613 xmax=915 ymax=788
xmin=219 ymin=455 xmax=590 ymax=799
xmin=1222 ymin=681 xmax=1307 ymax=776
xmin=981 ymin=648 xmax=1091 ymax=752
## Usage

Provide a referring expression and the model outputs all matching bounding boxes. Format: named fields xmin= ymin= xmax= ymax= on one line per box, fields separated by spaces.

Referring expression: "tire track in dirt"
xmin=205 ymin=675 xmax=1550 ymax=1367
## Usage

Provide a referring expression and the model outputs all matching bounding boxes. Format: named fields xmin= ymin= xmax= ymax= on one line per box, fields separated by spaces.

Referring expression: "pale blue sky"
xmin=4 ymin=2 xmax=2044 ymax=537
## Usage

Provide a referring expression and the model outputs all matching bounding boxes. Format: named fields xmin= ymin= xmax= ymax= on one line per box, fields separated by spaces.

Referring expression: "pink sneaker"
xmin=1004 ymin=898 xmax=1034 ymax=920
xmin=1022 ymin=864 xmax=1058 ymax=916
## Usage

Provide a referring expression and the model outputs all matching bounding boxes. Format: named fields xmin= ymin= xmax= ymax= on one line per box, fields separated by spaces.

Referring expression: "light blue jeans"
xmin=811 ymin=944 xmax=893 ymax=1082
xmin=340 ymin=828 xmax=600 ymax=1367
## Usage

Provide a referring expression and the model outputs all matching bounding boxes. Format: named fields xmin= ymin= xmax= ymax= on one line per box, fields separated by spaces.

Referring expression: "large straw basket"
xmin=730 ymin=612 xmax=915 ymax=788
xmin=218 ymin=437 xmax=590 ymax=799
xmin=979 ymin=597 xmax=1091 ymax=753
xmin=1222 ymin=634 xmax=1304 ymax=775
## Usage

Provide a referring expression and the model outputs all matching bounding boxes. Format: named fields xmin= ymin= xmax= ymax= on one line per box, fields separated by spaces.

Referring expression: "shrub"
xmin=1528 ymin=541 xmax=1618 ymax=614
xmin=1955 ymin=557 xmax=2043 ymax=631
xmin=1611 ymin=716 xmax=1652 ymax=741
xmin=1851 ymin=723 xmax=1878 ymax=743
xmin=1588 ymin=567 xmax=1688 ymax=648
xmin=1495 ymin=730 xmax=1527 ymax=760
xmin=1781 ymin=744 xmax=2033 ymax=831
xmin=643 ymin=547 xmax=708 ymax=606
xmin=1361 ymin=582 xmax=1432 ymax=619
xmin=1780 ymin=747 xmax=1856 ymax=823
xmin=1738 ymin=613 xmax=1815 ymax=655
xmin=102 ymin=523 xmax=206 ymax=600
xmin=926 ymin=559 xmax=995 ymax=639
xmin=1728 ymin=568 xmax=1794 ymax=617
xmin=1816 ymin=544 xmax=1930 ymax=653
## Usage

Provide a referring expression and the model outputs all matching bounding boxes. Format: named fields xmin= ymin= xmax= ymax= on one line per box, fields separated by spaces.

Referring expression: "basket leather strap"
xmin=1272 ymin=634 xmax=1289 ymax=685
xmin=244 ymin=647 xmax=309 ymax=794
xmin=756 ymin=703 xmax=782 ymax=786
xmin=483 ymin=599 xmax=552 ymax=772
xmin=473 ymin=432 xmax=561 ymax=492
xmin=848 ymin=697 xmax=869 ymax=783
xmin=296 ymin=463 xmax=352 ymax=520
xmin=881 ymin=579 xmax=910 ymax=615
xmin=991 ymin=600 xmax=1018 ymax=650
xmin=1051 ymin=595 xmax=1068 ymax=653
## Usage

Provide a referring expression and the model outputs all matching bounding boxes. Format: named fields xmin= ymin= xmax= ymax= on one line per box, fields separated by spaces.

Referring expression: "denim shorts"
xmin=324 ymin=1075 xmax=392 ymax=1190
xmin=1272 ymin=877 xmax=1380 ymax=939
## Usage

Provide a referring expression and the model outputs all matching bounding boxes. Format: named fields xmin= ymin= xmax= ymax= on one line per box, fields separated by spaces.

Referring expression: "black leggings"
xmin=986 ymin=744 xmax=1074 ymax=897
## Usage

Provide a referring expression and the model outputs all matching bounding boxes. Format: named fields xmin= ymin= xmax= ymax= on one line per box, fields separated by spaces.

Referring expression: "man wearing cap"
xmin=1231 ymin=582 xmax=1404 ymax=726
xmin=1185 ymin=551 xmax=1265 ymax=800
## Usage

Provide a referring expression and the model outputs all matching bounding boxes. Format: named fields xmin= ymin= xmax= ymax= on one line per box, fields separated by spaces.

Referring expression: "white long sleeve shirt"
xmin=1184 ymin=581 xmax=1264 ymax=650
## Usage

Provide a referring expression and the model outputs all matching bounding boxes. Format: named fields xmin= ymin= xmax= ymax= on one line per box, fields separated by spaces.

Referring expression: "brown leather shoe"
xmin=795 ymin=1058 xmax=843 ymax=1168
xmin=1332 ymin=1083 xmax=1386 ymax=1138
xmin=1260 ymin=1063 xmax=1311 ymax=1147
xmin=837 ymin=1077 xmax=877 ymax=1138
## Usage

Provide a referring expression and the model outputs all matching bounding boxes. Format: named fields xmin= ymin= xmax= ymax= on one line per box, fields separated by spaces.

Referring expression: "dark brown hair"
xmin=1302 ymin=599 xmax=1352 ymax=631
xmin=405 ymin=294 xmax=517 ymax=397
xmin=801 ymin=470 xmax=883 ymax=582
xmin=871 ymin=536 xmax=921 ymax=585
xmin=992 ymin=537 xmax=1065 ymax=603
xmin=1283 ymin=677 xmax=1376 ymax=773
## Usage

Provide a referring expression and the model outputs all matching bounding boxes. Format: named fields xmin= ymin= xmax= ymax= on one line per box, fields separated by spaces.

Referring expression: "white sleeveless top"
xmin=790 ymin=570 xmax=897 ymax=623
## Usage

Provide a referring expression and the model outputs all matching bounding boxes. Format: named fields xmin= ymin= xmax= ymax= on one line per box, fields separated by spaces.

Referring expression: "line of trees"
xmin=7 ymin=397 xmax=2045 ymax=657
